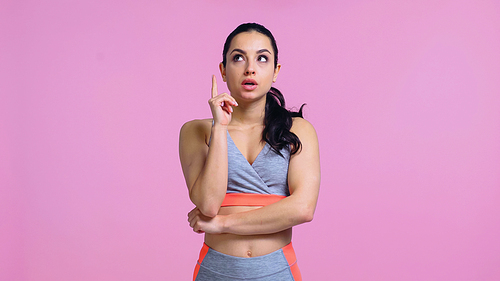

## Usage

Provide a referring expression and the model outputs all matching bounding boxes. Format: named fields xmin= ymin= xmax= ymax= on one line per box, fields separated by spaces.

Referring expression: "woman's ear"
xmin=219 ymin=62 xmax=226 ymax=82
xmin=273 ymin=63 xmax=281 ymax=83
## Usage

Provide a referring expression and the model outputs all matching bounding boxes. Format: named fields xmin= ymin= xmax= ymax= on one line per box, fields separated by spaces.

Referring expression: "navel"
xmin=246 ymin=250 xmax=253 ymax=257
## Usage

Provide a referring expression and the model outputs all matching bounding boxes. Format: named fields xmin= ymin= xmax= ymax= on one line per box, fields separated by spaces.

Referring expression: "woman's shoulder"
xmin=291 ymin=117 xmax=316 ymax=136
xmin=180 ymin=118 xmax=213 ymax=145
xmin=181 ymin=118 xmax=213 ymax=131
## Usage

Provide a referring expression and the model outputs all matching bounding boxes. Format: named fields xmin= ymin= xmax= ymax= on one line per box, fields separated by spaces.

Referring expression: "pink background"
xmin=1 ymin=1 xmax=499 ymax=280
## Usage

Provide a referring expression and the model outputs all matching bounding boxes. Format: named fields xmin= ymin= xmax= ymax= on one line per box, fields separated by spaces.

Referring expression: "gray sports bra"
xmin=226 ymin=132 xmax=291 ymax=196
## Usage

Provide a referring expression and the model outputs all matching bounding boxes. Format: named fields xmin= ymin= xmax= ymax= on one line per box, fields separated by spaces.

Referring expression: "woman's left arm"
xmin=188 ymin=118 xmax=320 ymax=235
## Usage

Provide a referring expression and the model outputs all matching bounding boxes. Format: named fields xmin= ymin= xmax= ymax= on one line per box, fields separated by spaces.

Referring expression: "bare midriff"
xmin=204 ymin=205 xmax=292 ymax=258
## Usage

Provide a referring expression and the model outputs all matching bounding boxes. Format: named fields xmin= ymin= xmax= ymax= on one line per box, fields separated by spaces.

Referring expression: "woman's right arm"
xmin=179 ymin=76 xmax=238 ymax=217
xmin=179 ymin=120 xmax=227 ymax=218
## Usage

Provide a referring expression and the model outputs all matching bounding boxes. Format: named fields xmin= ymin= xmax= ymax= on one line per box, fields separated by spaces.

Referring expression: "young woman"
xmin=179 ymin=23 xmax=320 ymax=281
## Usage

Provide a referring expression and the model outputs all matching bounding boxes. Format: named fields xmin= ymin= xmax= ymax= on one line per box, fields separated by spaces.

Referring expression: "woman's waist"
xmin=204 ymin=228 xmax=292 ymax=258
xmin=208 ymin=195 xmax=291 ymax=257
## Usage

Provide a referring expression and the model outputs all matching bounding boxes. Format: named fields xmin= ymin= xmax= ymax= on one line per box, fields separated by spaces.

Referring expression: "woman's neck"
xmin=230 ymin=97 xmax=266 ymax=128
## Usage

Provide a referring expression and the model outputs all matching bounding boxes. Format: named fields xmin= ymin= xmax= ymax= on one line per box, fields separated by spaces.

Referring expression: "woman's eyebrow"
xmin=229 ymin=48 xmax=272 ymax=55
xmin=230 ymin=48 xmax=246 ymax=55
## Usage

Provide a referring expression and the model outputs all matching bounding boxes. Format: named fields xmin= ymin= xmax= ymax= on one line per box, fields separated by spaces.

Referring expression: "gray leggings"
xmin=193 ymin=243 xmax=301 ymax=281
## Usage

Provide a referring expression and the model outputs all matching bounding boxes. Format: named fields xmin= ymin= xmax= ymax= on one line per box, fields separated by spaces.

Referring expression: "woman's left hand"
xmin=188 ymin=207 xmax=225 ymax=234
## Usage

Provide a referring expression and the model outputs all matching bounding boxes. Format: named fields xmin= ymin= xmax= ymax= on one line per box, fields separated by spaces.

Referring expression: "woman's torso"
xmin=205 ymin=206 xmax=293 ymax=258
xmin=203 ymin=120 xmax=293 ymax=258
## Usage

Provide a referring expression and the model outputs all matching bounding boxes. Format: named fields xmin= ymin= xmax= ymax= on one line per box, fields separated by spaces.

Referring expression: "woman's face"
xmin=220 ymin=31 xmax=281 ymax=102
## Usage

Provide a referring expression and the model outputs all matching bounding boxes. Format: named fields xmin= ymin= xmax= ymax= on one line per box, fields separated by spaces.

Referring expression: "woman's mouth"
xmin=242 ymin=79 xmax=258 ymax=91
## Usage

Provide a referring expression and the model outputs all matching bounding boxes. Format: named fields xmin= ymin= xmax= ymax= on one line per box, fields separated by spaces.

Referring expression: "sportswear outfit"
xmin=193 ymin=132 xmax=301 ymax=280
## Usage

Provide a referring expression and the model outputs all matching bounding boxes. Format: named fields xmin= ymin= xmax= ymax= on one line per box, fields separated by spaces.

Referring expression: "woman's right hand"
xmin=209 ymin=75 xmax=238 ymax=126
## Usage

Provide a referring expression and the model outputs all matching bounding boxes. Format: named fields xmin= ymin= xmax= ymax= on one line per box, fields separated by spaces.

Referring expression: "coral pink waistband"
xmin=221 ymin=193 xmax=286 ymax=207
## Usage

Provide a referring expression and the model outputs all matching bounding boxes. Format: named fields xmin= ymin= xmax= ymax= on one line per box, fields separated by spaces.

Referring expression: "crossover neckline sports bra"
xmin=227 ymin=133 xmax=270 ymax=167
xmin=223 ymin=131 xmax=291 ymax=206
xmin=208 ymin=130 xmax=291 ymax=206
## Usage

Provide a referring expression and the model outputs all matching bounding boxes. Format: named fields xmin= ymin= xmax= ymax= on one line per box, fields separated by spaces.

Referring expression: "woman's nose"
xmin=245 ymin=62 xmax=256 ymax=75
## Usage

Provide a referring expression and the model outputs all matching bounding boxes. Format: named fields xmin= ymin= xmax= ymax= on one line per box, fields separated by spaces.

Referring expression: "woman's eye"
xmin=258 ymin=55 xmax=268 ymax=62
xmin=233 ymin=55 xmax=243 ymax=62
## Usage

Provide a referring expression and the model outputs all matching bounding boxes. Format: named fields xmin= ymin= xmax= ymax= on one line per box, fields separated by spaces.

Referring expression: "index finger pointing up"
xmin=211 ymin=75 xmax=218 ymax=98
